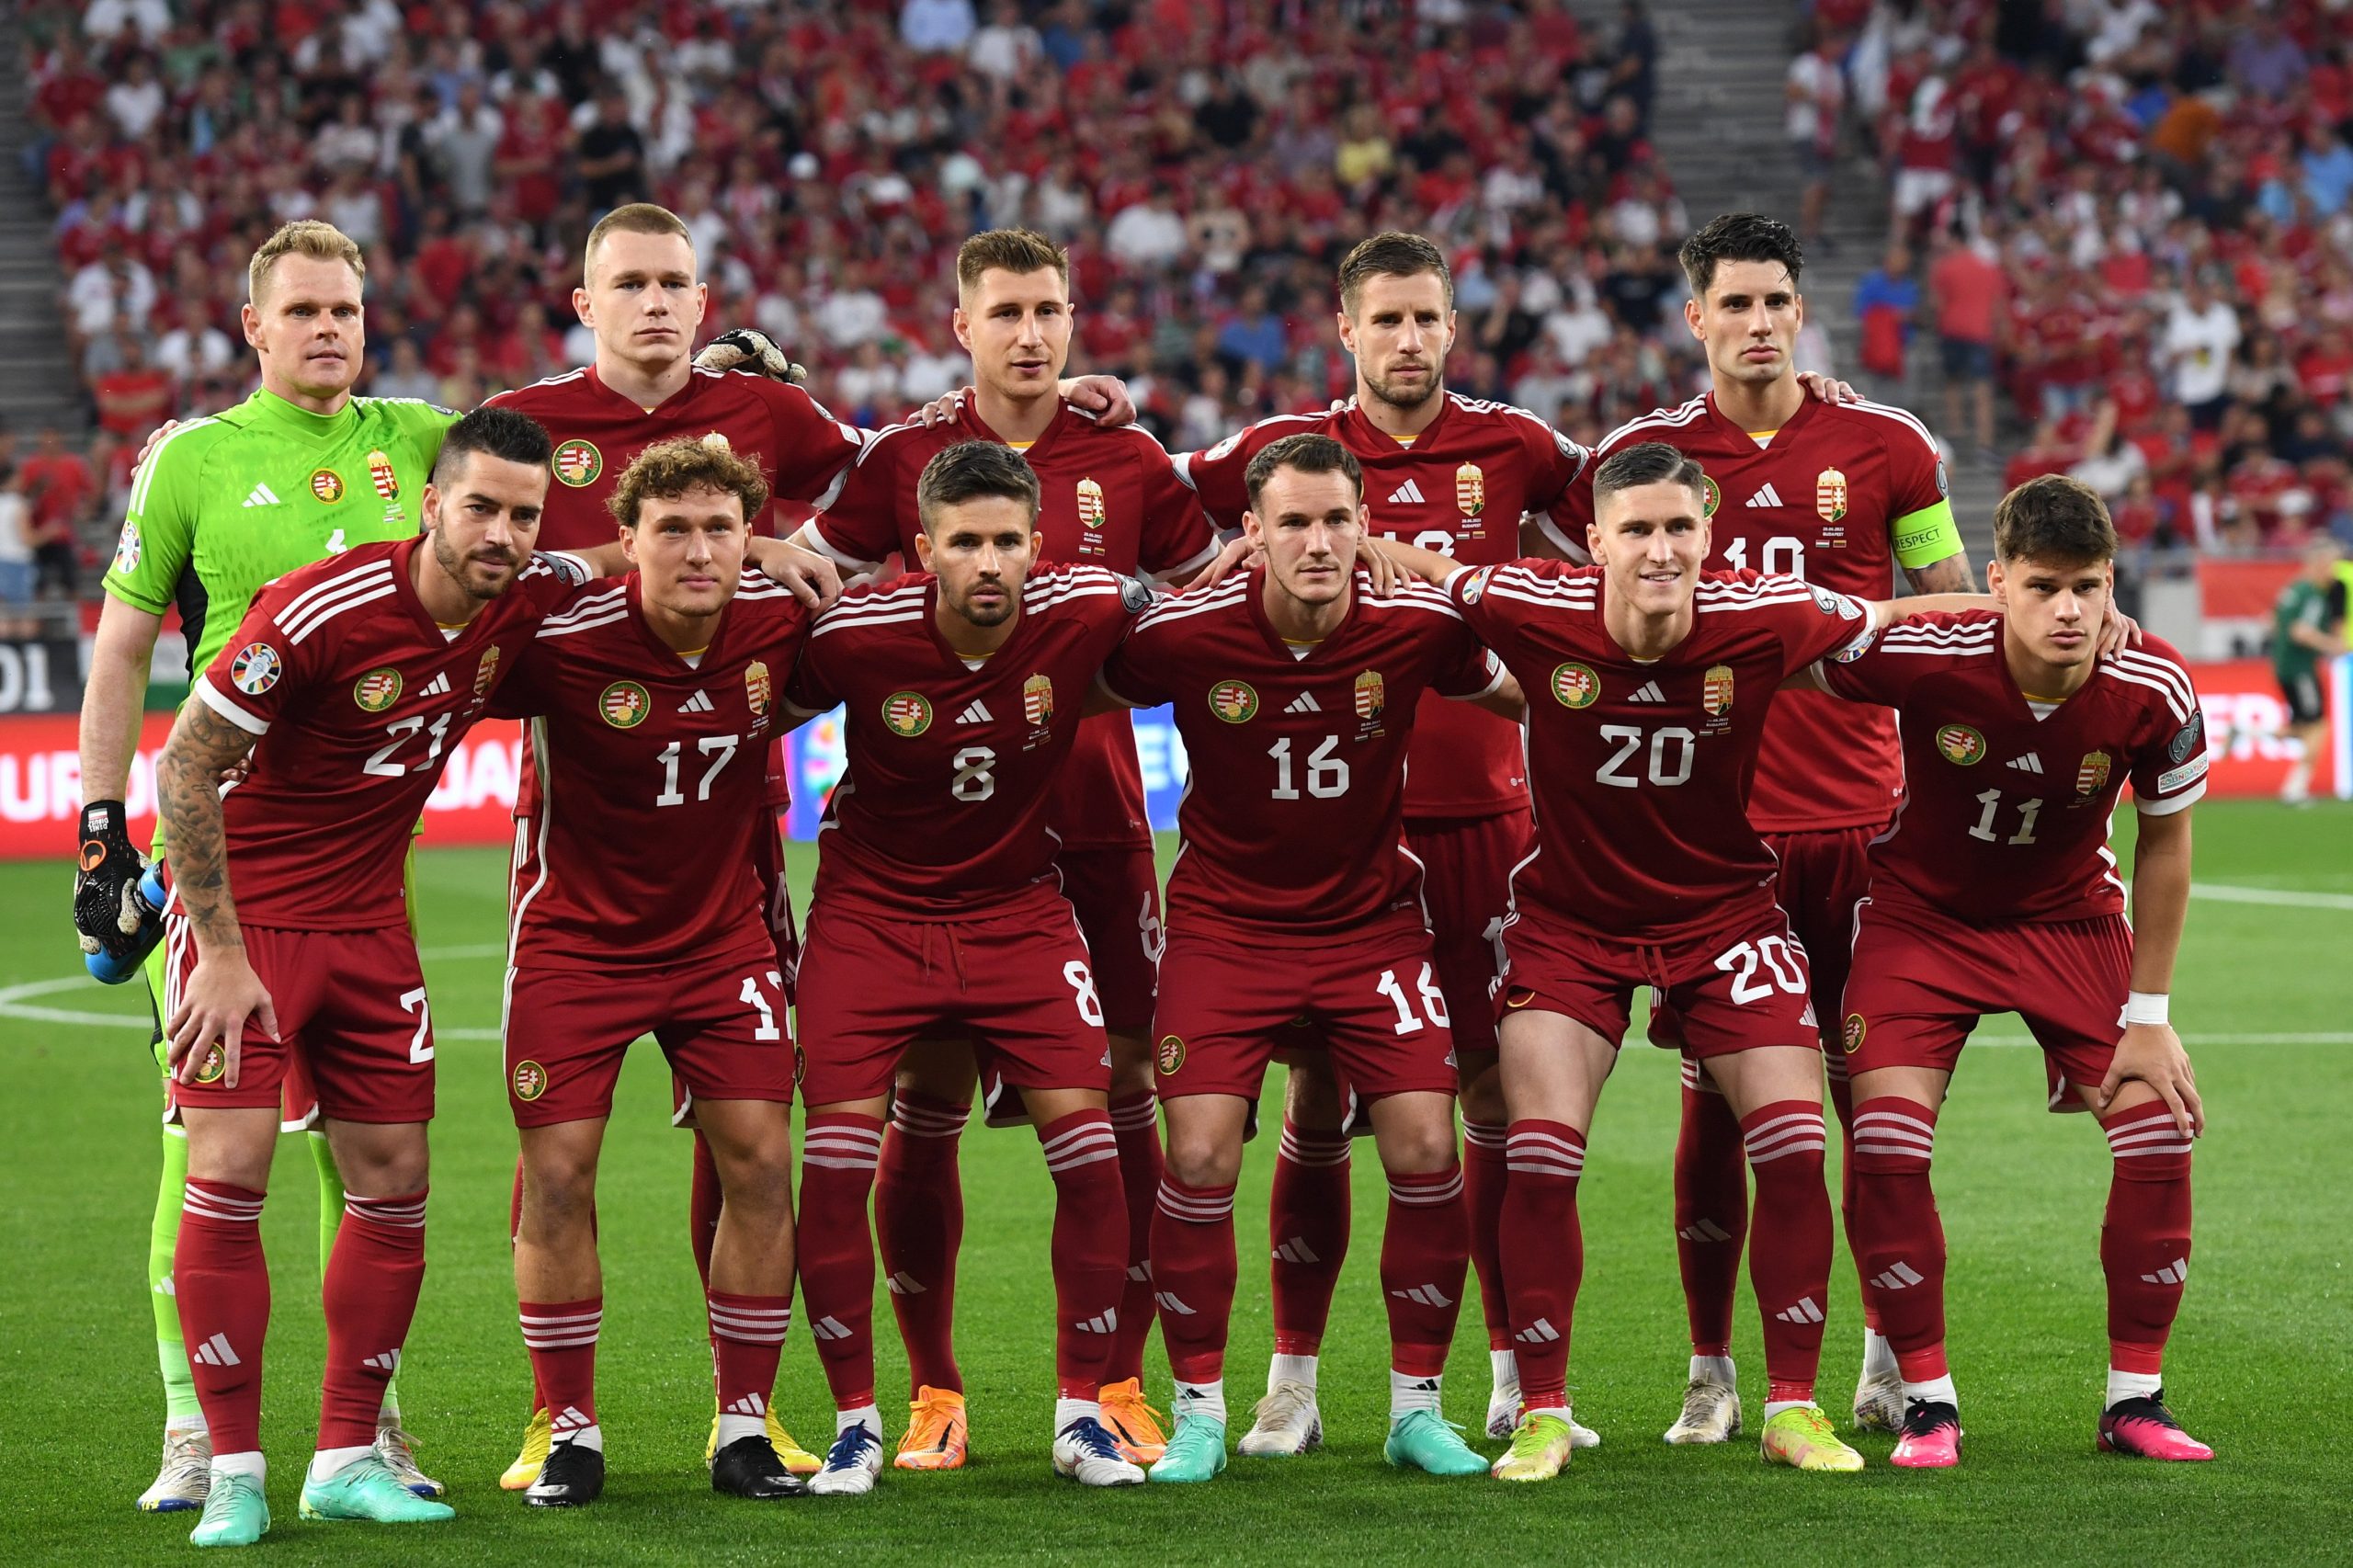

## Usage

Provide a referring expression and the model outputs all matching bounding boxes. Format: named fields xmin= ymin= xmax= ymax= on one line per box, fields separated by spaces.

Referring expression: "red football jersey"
xmin=1099 ymin=569 xmax=1503 ymax=946
xmin=191 ymin=538 xmax=591 ymax=930
xmin=1176 ymin=392 xmax=1592 ymax=820
xmin=1448 ymin=561 xmax=1877 ymax=941
xmin=1819 ymin=613 xmax=2206 ymax=923
xmin=1549 ymin=392 xmax=1953 ymax=834
xmin=484 ymin=366 xmax=866 ymax=549
xmin=492 ymin=570 xmax=810 ymax=971
xmin=803 ymin=399 xmax=1218 ymax=851
xmin=783 ymin=563 xmax=1148 ymax=917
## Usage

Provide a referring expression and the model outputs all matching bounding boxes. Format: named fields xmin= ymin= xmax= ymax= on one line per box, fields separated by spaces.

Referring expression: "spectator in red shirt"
xmin=1927 ymin=227 xmax=2005 ymax=453
xmin=91 ymin=335 xmax=175 ymax=438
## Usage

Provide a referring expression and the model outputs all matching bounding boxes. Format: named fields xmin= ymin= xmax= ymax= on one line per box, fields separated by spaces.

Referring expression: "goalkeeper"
xmin=74 ymin=222 xmax=461 ymax=1514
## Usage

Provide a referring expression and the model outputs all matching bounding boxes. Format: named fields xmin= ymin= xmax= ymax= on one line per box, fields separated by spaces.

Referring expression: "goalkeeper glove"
xmin=695 ymin=327 xmax=808 ymax=385
xmin=73 ymin=801 xmax=151 ymax=960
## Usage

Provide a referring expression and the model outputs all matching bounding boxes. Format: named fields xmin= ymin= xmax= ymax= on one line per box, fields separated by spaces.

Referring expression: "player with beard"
xmin=790 ymin=228 xmax=1216 ymax=1471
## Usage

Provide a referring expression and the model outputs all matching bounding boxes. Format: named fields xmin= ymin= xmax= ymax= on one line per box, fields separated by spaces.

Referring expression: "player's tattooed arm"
xmin=2103 ymin=802 xmax=2201 ymax=1136
xmin=154 ymin=699 xmax=277 ymax=1086
xmin=1901 ymin=551 xmax=1975 ymax=596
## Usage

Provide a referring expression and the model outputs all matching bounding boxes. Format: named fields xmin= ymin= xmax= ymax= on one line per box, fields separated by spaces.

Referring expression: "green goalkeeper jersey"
xmin=101 ymin=387 xmax=459 ymax=679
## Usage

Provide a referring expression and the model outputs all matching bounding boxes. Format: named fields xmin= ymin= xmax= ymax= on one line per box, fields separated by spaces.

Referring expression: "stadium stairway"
xmin=1647 ymin=0 xmax=2003 ymax=567
xmin=0 ymin=11 xmax=86 ymax=437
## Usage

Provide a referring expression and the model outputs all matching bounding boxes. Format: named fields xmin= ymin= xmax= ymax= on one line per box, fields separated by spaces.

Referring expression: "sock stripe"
xmin=1460 ymin=1120 xmax=1506 ymax=1151
xmin=183 ymin=1187 xmax=266 ymax=1223
xmin=1040 ymin=1115 xmax=1120 ymax=1171
xmin=1504 ymin=1125 xmax=1585 ymax=1177
xmin=1156 ymin=1177 xmax=1236 ymax=1221
xmin=1387 ymin=1167 xmax=1464 ymax=1205
xmin=345 ymin=1194 xmax=427 ymax=1229
xmin=1108 ymin=1095 xmax=1161 ymax=1132
xmin=889 ymin=1099 xmax=972 ymax=1137
xmin=804 ymin=1117 xmax=885 ymax=1170
xmin=1743 ymin=1109 xmax=1828 ymax=1165
xmin=1277 ymin=1124 xmax=1351 ymax=1166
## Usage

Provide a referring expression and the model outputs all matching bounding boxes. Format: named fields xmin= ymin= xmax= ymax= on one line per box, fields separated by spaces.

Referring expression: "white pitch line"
xmin=2189 ymin=881 xmax=2353 ymax=912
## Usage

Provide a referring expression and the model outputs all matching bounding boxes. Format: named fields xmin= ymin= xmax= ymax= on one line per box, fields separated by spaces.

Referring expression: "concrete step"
xmin=0 ymin=9 xmax=85 ymax=443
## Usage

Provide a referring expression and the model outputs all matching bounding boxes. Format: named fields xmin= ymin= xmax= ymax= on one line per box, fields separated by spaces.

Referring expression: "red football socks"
xmin=176 ymin=1178 xmax=270 ymax=1455
xmin=1039 ymin=1109 xmax=1128 ymax=1399
xmin=319 ymin=1190 xmax=427 ymax=1449
xmin=1500 ymin=1120 xmax=1585 ymax=1409
xmin=709 ymin=1290 xmax=792 ymax=1422
xmin=1460 ymin=1121 xmax=1512 ymax=1350
xmin=520 ymin=1297 xmax=601 ymax=1437
xmin=1267 ymin=1119 xmax=1351 ymax=1358
xmin=1107 ymin=1091 xmax=1164 ymax=1385
xmin=1851 ymin=1096 xmax=1947 ymax=1381
xmin=874 ymin=1093 xmax=969 ymax=1396
xmin=1740 ymin=1102 xmax=1832 ymax=1404
xmin=798 ymin=1112 xmax=885 ymax=1410
xmin=2101 ymin=1103 xmax=2194 ymax=1374
xmin=1381 ymin=1164 xmax=1468 ymax=1378
xmin=1149 ymin=1173 xmax=1238 ymax=1384
xmin=1672 ymin=1062 xmax=1748 ymax=1359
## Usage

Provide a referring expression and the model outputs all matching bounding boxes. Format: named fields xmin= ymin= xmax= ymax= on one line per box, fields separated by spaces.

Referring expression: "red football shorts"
xmin=794 ymin=886 xmax=1111 ymax=1108
xmin=671 ymin=812 xmax=801 ymax=1130
xmin=1497 ymin=902 xmax=1820 ymax=1059
xmin=1152 ymin=923 xmax=1460 ymax=1102
xmin=1838 ymin=898 xmax=2132 ymax=1103
xmin=1405 ymin=807 xmax=1532 ymax=1057
xmin=1056 ymin=846 xmax=1162 ymax=1038
xmin=162 ymin=919 xmax=435 ymax=1124
xmin=506 ymin=954 xmax=795 ymax=1129
xmin=1652 ymin=821 xmax=1876 ymax=1058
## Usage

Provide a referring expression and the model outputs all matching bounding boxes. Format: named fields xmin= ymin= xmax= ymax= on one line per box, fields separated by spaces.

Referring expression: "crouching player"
xmin=1095 ymin=434 xmax=1524 ymax=1482
xmin=781 ymin=442 xmax=1153 ymax=1494
xmin=151 ymin=409 xmax=594 ymax=1546
xmin=1818 ymin=475 xmax=2211 ymax=1466
xmin=492 ymin=437 xmax=815 ymax=1506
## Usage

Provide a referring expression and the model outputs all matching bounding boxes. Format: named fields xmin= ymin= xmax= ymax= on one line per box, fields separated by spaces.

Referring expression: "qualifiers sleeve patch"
xmin=1891 ymin=498 xmax=1963 ymax=570
xmin=229 ymin=642 xmax=282 ymax=695
xmin=2155 ymin=755 xmax=2210 ymax=795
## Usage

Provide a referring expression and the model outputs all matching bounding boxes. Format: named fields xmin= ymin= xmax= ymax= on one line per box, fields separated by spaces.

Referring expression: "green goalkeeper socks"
xmin=152 ymin=1123 xmax=202 ymax=1426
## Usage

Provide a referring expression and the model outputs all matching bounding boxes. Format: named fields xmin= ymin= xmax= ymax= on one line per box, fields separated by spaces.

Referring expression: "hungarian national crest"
xmin=1702 ymin=664 xmax=1735 ymax=717
xmin=745 ymin=660 xmax=772 ymax=719
xmin=1550 ymin=663 xmax=1597 ymax=709
xmin=472 ymin=647 xmax=500 ymax=701
xmin=1210 ymin=679 xmax=1258 ymax=723
xmin=1937 ymin=724 xmax=1987 ymax=766
xmin=600 ymin=681 xmax=651 ymax=729
xmin=1023 ymin=673 xmax=1054 ymax=727
xmin=309 ymin=468 xmax=345 ymax=503
xmin=352 ymin=665 xmax=401 ymax=711
xmin=1354 ymin=669 xmax=1386 ymax=724
xmin=1075 ymin=477 xmax=1106 ymax=528
xmin=1816 ymin=467 xmax=1849 ymax=523
xmin=2075 ymin=749 xmax=2112 ymax=796
xmin=1701 ymin=475 xmax=1722 ymax=518
xmin=553 ymin=439 xmax=602 ymax=487
xmin=883 ymin=690 xmax=933 ymax=737
xmin=366 ymin=449 xmax=399 ymax=501
xmin=1455 ymin=461 xmax=1485 ymax=517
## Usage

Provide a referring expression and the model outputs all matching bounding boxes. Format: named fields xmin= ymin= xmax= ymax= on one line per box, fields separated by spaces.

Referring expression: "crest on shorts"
xmin=1842 ymin=1013 xmax=1865 ymax=1055
xmin=1354 ymin=669 xmax=1386 ymax=724
xmin=1210 ymin=679 xmax=1258 ymax=723
xmin=883 ymin=690 xmax=933 ymax=737
xmin=2075 ymin=749 xmax=2112 ymax=796
xmin=352 ymin=665 xmax=401 ymax=711
xmin=366 ymin=449 xmax=399 ymax=502
xmin=1155 ymin=1034 xmax=1186 ymax=1075
xmin=1550 ymin=662 xmax=1598 ymax=709
xmin=1456 ymin=461 xmax=1486 ymax=517
xmin=472 ymin=647 xmax=500 ymax=702
xmin=1816 ymin=467 xmax=1848 ymax=523
xmin=1701 ymin=475 xmax=1721 ymax=518
xmin=231 ymin=642 xmax=283 ymax=697
xmin=552 ymin=439 xmax=602 ymax=487
xmin=310 ymin=467 xmax=345 ymax=504
xmin=1702 ymin=664 xmax=1735 ymax=717
xmin=1936 ymin=723 xmax=1986 ymax=766
xmin=1024 ymin=673 xmax=1054 ymax=727
xmin=511 ymin=1060 xmax=548 ymax=1101
xmin=112 ymin=520 xmax=142 ymax=574
xmin=600 ymin=681 xmax=651 ymax=729
xmin=194 ymin=1043 xmax=227 ymax=1084
xmin=1075 ymin=476 xmax=1106 ymax=529
xmin=745 ymin=660 xmax=773 ymax=719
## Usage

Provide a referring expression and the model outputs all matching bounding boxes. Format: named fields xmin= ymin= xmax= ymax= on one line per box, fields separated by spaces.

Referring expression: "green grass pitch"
xmin=3 ymin=803 xmax=2347 ymax=1565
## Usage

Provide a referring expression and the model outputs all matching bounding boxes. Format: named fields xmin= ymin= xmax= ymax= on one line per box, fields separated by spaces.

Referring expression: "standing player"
xmin=149 ymin=409 xmax=590 ymax=1546
xmin=1378 ymin=441 xmax=1984 ymax=1481
xmin=792 ymin=228 xmax=1216 ymax=1469
xmin=782 ymin=443 xmax=1152 ymax=1494
xmin=1097 ymin=434 xmax=1520 ymax=1483
xmin=492 ymin=438 xmax=814 ymax=1506
xmin=1541 ymin=212 xmax=1974 ymax=1440
xmin=1822 ymin=476 xmax=2211 ymax=1466
xmin=1169 ymin=232 xmax=1591 ymax=1450
xmin=73 ymin=220 xmax=457 ymax=1511
xmin=2271 ymin=537 xmax=2345 ymax=806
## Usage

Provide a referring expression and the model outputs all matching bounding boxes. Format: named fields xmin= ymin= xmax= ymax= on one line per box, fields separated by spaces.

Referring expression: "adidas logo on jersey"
xmin=242 ymin=483 xmax=282 ymax=509
xmin=191 ymin=1333 xmax=241 ymax=1368
xmin=417 ymin=672 xmax=450 ymax=699
xmin=2007 ymin=753 xmax=2045 ymax=773
xmin=1628 ymin=680 xmax=1665 ymax=703
xmin=678 ymin=689 xmax=715 ymax=714
xmin=958 ymin=699 xmax=994 ymax=724
xmin=1284 ymin=692 xmax=1322 ymax=714
xmin=1745 ymin=483 xmax=1786 ymax=508
xmin=1388 ymin=479 xmax=1427 ymax=506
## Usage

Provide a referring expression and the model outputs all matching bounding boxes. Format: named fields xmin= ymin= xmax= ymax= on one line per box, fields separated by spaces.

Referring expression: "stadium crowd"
xmin=1821 ymin=0 xmax=2353 ymax=559
xmin=18 ymin=0 xmax=1699 ymax=590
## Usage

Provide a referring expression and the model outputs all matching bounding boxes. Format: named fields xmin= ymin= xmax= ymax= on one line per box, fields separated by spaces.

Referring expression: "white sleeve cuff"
xmin=194 ymin=676 xmax=268 ymax=735
xmin=2135 ymin=779 xmax=2205 ymax=817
